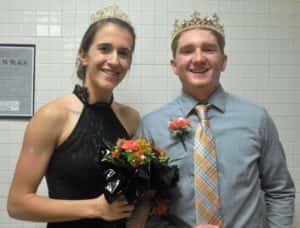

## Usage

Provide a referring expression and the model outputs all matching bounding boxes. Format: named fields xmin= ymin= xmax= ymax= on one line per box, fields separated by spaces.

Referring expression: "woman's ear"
xmin=79 ymin=49 xmax=88 ymax=66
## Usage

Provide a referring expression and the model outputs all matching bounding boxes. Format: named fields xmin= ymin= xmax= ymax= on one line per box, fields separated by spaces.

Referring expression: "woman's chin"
xmin=101 ymin=81 xmax=120 ymax=91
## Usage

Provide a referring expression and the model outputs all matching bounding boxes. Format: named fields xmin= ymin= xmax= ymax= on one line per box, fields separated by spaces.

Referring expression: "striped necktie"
xmin=193 ymin=104 xmax=223 ymax=226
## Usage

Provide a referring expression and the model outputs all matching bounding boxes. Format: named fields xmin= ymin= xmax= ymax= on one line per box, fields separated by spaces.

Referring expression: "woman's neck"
xmin=83 ymin=82 xmax=113 ymax=104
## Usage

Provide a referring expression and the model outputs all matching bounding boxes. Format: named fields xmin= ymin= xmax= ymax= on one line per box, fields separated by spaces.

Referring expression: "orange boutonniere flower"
xmin=168 ymin=117 xmax=191 ymax=137
xmin=168 ymin=117 xmax=191 ymax=151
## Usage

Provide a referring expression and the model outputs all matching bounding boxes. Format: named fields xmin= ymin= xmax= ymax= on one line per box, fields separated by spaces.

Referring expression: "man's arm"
xmin=259 ymin=109 xmax=295 ymax=227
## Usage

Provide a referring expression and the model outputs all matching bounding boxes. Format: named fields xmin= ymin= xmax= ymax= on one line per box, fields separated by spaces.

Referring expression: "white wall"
xmin=0 ymin=0 xmax=299 ymax=227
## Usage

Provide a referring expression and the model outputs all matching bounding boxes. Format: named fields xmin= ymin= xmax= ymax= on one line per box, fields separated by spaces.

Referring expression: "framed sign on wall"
xmin=0 ymin=44 xmax=35 ymax=117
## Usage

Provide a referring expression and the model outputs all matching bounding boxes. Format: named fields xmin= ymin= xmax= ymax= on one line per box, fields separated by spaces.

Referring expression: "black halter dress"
xmin=45 ymin=85 xmax=129 ymax=228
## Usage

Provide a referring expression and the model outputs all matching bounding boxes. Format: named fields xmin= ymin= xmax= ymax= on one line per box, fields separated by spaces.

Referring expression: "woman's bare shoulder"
xmin=31 ymin=94 xmax=80 ymax=128
xmin=114 ymin=102 xmax=139 ymax=116
xmin=113 ymin=102 xmax=141 ymax=136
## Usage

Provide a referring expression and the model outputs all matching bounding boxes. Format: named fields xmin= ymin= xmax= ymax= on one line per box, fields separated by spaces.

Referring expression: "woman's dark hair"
xmin=76 ymin=18 xmax=136 ymax=81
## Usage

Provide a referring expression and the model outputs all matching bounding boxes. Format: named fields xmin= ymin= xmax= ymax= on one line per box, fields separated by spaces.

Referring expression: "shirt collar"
xmin=177 ymin=85 xmax=226 ymax=117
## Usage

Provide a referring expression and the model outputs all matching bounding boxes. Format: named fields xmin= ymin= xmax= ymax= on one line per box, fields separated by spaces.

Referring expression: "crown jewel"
xmin=171 ymin=11 xmax=224 ymax=41
xmin=91 ymin=4 xmax=131 ymax=25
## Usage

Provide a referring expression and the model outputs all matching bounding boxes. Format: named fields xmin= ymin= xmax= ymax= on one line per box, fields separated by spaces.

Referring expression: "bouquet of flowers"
xmin=100 ymin=138 xmax=179 ymax=215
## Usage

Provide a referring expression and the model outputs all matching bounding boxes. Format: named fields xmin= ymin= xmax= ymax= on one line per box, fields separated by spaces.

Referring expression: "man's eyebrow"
xmin=179 ymin=44 xmax=194 ymax=50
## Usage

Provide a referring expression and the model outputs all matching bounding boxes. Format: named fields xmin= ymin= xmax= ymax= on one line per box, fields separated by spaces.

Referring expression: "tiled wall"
xmin=0 ymin=0 xmax=299 ymax=227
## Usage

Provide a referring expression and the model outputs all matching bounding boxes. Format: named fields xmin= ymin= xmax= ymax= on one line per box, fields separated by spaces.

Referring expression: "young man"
xmin=135 ymin=12 xmax=295 ymax=227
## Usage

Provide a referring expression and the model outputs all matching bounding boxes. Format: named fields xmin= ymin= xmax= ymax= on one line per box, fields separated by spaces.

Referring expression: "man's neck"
xmin=183 ymin=84 xmax=219 ymax=102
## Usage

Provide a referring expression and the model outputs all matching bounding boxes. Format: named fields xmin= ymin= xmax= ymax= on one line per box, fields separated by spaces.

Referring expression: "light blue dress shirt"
xmin=135 ymin=86 xmax=295 ymax=228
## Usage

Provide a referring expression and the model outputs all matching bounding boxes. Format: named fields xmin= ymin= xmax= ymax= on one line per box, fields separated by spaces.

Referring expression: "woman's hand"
xmin=96 ymin=195 xmax=135 ymax=221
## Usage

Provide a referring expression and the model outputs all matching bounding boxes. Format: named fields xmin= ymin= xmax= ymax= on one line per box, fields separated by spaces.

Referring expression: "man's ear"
xmin=79 ymin=49 xmax=88 ymax=66
xmin=221 ymin=54 xmax=227 ymax=72
xmin=170 ymin=59 xmax=178 ymax=75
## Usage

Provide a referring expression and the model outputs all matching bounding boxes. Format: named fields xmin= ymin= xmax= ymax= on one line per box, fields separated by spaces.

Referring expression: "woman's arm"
xmin=113 ymin=102 xmax=141 ymax=137
xmin=7 ymin=101 xmax=134 ymax=222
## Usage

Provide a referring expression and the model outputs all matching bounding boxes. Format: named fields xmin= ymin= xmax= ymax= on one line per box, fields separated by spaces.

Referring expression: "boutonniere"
xmin=168 ymin=117 xmax=191 ymax=151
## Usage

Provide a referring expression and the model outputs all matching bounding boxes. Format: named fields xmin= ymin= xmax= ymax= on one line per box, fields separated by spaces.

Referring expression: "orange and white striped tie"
xmin=193 ymin=104 xmax=223 ymax=227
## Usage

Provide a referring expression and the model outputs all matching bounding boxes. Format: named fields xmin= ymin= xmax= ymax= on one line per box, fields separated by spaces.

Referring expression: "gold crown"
xmin=171 ymin=11 xmax=224 ymax=41
xmin=91 ymin=4 xmax=131 ymax=25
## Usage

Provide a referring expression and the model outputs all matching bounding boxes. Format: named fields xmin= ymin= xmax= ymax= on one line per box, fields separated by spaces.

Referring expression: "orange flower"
xmin=120 ymin=140 xmax=139 ymax=151
xmin=168 ymin=117 xmax=191 ymax=129
xmin=152 ymin=200 xmax=169 ymax=216
xmin=168 ymin=117 xmax=191 ymax=139
xmin=180 ymin=117 xmax=191 ymax=126
xmin=135 ymin=138 xmax=152 ymax=151
xmin=111 ymin=150 xmax=120 ymax=158
xmin=168 ymin=121 xmax=178 ymax=129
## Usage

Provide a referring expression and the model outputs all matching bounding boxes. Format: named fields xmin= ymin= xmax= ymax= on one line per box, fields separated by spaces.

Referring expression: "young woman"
xmin=7 ymin=5 xmax=146 ymax=228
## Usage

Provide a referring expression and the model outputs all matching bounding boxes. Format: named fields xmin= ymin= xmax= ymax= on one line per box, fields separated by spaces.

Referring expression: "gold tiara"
xmin=171 ymin=11 xmax=224 ymax=41
xmin=91 ymin=4 xmax=131 ymax=25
